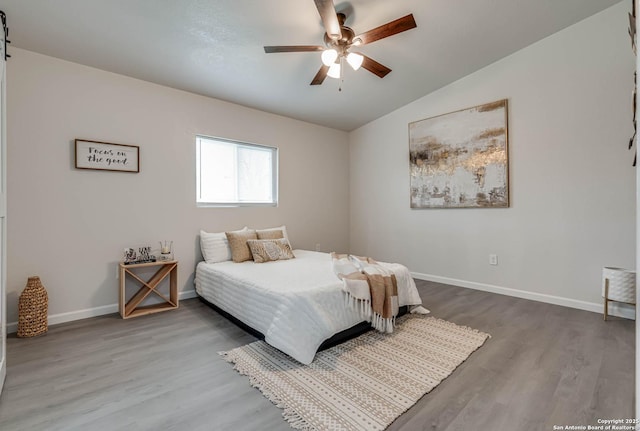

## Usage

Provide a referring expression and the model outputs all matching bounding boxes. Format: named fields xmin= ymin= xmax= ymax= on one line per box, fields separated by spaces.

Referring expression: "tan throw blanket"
xmin=331 ymin=252 xmax=399 ymax=333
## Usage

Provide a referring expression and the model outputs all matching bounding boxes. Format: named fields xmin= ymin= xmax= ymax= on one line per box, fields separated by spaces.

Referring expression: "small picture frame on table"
xmin=123 ymin=247 xmax=156 ymax=265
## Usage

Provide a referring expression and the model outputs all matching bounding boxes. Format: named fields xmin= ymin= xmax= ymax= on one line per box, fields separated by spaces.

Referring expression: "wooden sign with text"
xmin=75 ymin=139 xmax=139 ymax=173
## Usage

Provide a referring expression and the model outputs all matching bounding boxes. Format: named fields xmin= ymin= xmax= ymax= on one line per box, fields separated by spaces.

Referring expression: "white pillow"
xmin=255 ymin=225 xmax=291 ymax=248
xmin=200 ymin=227 xmax=247 ymax=263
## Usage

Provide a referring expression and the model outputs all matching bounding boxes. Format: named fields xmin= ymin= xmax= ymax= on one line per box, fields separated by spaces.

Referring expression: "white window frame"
xmin=196 ymin=135 xmax=278 ymax=207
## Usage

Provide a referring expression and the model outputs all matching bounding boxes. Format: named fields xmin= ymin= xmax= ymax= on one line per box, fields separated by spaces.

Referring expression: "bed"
xmin=195 ymin=249 xmax=423 ymax=364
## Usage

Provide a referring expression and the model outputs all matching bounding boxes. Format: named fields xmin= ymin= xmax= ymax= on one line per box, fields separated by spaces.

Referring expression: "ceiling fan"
xmin=264 ymin=0 xmax=417 ymax=85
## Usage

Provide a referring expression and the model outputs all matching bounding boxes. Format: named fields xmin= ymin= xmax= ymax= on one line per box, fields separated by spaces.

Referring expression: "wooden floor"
xmin=0 ymin=280 xmax=634 ymax=431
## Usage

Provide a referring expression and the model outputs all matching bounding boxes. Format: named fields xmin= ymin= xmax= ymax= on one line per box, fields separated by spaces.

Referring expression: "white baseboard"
xmin=411 ymin=272 xmax=636 ymax=321
xmin=7 ymin=275 xmax=634 ymax=334
xmin=7 ymin=289 xmax=199 ymax=334
xmin=0 ymin=356 xmax=5 ymax=394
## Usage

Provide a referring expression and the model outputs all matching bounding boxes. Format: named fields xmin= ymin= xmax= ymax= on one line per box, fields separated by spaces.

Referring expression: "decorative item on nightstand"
xmin=17 ymin=276 xmax=48 ymax=337
xmin=602 ymin=267 xmax=636 ymax=321
xmin=159 ymin=240 xmax=173 ymax=261
xmin=123 ymin=246 xmax=156 ymax=265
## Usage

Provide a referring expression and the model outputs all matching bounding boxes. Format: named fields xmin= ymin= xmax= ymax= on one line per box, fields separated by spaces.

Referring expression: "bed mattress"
xmin=195 ymin=250 xmax=422 ymax=364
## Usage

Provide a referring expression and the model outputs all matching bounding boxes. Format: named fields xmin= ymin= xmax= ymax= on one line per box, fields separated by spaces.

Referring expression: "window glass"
xmin=196 ymin=136 xmax=278 ymax=207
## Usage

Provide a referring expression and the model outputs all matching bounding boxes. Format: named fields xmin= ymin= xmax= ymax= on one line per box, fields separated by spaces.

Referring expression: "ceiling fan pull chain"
xmin=339 ymin=57 xmax=344 ymax=92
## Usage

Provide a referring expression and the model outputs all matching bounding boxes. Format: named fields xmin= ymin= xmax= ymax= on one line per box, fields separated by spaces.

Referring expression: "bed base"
xmin=197 ymin=294 xmax=407 ymax=352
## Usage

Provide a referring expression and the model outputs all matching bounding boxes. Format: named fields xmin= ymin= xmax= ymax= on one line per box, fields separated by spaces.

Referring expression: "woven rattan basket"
xmin=17 ymin=276 xmax=48 ymax=337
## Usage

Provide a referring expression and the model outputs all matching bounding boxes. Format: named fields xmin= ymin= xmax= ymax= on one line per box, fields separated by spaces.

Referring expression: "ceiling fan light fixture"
xmin=264 ymin=5 xmax=417 ymax=86
xmin=346 ymin=52 xmax=364 ymax=70
xmin=321 ymin=48 xmax=338 ymax=66
xmin=327 ymin=62 xmax=341 ymax=79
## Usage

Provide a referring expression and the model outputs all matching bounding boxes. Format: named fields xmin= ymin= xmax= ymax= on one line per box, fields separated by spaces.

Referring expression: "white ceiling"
xmin=0 ymin=0 xmax=623 ymax=131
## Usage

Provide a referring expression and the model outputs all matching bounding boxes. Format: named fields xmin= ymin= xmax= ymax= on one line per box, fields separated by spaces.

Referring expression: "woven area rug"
xmin=221 ymin=315 xmax=490 ymax=431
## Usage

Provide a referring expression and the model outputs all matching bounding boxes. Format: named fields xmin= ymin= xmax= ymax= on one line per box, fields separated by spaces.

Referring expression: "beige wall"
xmin=349 ymin=2 xmax=636 ymax=314
xmin=5 ymin=2 xmax=635 ymax=327
xmin=6 ymin=48 xmax=349 ymax=324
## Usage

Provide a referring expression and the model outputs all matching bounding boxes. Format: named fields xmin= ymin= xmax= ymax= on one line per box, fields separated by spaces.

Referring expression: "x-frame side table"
xmin=119 ymin=260 xmax=178 ymax=319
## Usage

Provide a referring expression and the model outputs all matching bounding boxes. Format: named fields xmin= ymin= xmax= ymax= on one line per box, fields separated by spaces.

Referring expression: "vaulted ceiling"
xmin=0 ymin=0 xmax=623 ymax=130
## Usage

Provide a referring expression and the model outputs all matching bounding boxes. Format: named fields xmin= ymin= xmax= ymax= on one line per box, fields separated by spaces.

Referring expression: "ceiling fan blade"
xmin=310 ymin=65 xmax=330 ymax=85
xmin=354 ymin=14 xmax=417 ymax=46
xmin=314 ymin=0 xmax=342 ymax=40
xmin=359 ymin=54 xmax=392 ymax=78
xmin=264 ymin=45 xmax=324 ymax=53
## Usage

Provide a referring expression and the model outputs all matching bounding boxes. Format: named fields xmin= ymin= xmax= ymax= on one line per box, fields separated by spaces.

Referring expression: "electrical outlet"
xmin=115 ymin=265 xmax=120 ymax=279
xmin=315 ymin=243 xmax=321 ymax=251
xmin=489 ymin=254 xmax=498 ymax=265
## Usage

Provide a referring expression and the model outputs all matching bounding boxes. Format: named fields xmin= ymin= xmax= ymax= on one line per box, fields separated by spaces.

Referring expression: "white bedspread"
xmin=195 ymin=250 xmax=422 ymax=364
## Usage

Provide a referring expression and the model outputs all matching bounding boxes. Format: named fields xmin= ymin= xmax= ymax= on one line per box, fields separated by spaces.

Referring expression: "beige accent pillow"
xmin=247 ymin=239 xmax=295 ymax=263
xmin=225 ymin=229 xmax=258 ymax=263
xmin=257 ymin=229 xmax=284 ymax=240
xmin=256 ymin=225 xmax=291 ymax=247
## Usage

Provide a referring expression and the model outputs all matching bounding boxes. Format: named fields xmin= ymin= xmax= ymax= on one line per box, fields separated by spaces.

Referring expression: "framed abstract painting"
xmin=409 ymin=99 xmax=509 ymax=209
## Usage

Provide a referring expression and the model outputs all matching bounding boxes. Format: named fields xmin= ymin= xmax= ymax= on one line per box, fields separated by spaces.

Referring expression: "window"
xmin=196 ymin=135 xmax=278 ymax=207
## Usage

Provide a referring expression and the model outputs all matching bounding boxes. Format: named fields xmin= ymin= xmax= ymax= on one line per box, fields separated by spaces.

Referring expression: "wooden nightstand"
xmin=119 ymin=260 xmax=178 ymax=319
